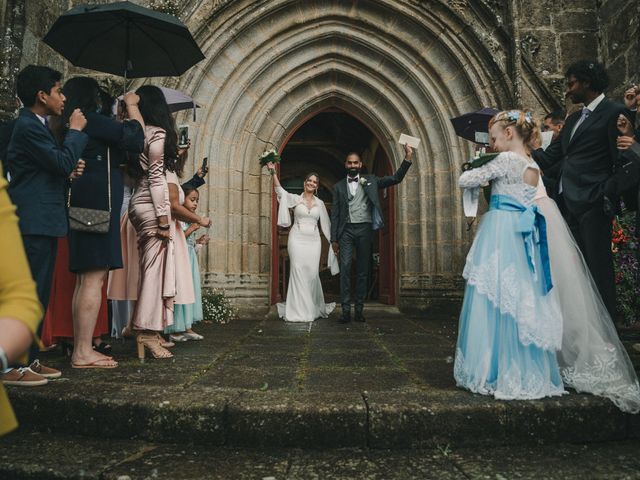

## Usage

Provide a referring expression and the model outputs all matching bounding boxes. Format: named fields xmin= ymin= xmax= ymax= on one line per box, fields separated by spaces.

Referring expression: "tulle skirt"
xmin=537 ymin=197 xmax=640 ymax=413
xmin=455 ymin=206 xmax=566 ymax=400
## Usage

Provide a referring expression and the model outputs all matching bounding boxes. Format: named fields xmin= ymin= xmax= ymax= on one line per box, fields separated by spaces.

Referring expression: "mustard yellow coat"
xmin=0 ymin=165 xmax=43 ymax=436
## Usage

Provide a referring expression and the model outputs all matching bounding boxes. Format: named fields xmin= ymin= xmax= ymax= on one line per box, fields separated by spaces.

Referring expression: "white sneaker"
xmin=183 ymin=332 xmax=204 ymax=341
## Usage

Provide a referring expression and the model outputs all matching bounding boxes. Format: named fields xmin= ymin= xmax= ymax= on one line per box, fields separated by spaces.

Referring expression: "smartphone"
xmin=178 ymin=125 xmax=189 ymax=148
xmin=201 ymin=156 xmax=208 ymax=174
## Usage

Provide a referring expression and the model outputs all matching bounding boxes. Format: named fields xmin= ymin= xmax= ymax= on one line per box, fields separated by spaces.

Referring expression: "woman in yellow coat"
xmin=0 ymin=164 xmax=43 ymax=436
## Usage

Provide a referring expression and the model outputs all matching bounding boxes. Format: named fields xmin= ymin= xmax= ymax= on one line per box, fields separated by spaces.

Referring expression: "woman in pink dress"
xmin=127 ymin=85 xmax=177 ymax=360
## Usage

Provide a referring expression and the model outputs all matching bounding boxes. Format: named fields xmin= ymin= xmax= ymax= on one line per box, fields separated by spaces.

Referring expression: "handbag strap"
xmin=107 ymin=147 xmax=111 ymax=212
xmin=67 ymin=147 xmax=111 ymax=212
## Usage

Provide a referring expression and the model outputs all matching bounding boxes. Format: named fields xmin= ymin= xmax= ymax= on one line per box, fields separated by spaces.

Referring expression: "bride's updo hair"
xmin=489 ymin=109 xmax=541 ymax=149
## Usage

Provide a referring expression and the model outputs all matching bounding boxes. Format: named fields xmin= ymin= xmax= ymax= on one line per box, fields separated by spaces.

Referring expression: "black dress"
xmin=68 ymin=112 xmax=144 ymax=273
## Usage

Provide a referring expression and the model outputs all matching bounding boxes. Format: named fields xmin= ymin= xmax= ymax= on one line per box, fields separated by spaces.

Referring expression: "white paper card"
xmin=463 ymin=187 xmax=480 ymax=218
xmin=474 ymin=131 xmax=489 ymax=144
xmin=399 ymin=133 xmax=421 ymax=148
xmin=541 ymin=131 xmax=554 ymax=150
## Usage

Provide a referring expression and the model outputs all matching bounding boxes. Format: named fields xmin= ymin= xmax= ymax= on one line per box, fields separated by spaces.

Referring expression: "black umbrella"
xmin=43 ymin=1 xmax=205 ymax=79
xmin=450 ymin=108 xmax=500 ymax=145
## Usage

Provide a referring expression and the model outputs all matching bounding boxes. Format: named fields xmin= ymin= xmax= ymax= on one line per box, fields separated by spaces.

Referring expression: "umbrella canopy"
xmin=116 ymin=86 xmax=200 ymax=119
xmin=43 ymin=1 xmax=205 ymax=78
xmin=450 ymin=108 xmax=500 ymax=145
xmin=159 ymin=86 xmax=200 ymax=117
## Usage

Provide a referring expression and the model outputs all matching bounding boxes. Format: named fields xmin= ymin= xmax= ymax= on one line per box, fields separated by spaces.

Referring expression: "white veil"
xmin=536 ymin=191 xmax=640 ymax=413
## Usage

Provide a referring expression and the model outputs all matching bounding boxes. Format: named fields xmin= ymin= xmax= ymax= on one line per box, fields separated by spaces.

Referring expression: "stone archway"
xmin=170 ymin=0 xmax=515 ymax=312
xmin=272 ymin=109 xmax=397 ymax=306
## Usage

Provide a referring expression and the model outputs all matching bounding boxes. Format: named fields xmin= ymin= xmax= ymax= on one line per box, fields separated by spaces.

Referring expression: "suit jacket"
xmin=619 ymin=142 xmax=640 ymax=227
xmin=181 ymin=173 xmax=205 ymax=191
xmin=330 ymin=160 xmax=411 ymax=242
xmin=7 ymin=108 xmax=88 ymax=237
xmin=532 ymin=97 xmax=626 ymax=216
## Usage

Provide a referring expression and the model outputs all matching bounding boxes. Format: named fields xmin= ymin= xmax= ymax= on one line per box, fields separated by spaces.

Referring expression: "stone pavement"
xmin=2 ymin=307 xmax=640 ymax=479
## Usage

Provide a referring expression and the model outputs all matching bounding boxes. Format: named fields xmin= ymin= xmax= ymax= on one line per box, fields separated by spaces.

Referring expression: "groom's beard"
xmin=347 ymin=167 xmax=360 ymax=177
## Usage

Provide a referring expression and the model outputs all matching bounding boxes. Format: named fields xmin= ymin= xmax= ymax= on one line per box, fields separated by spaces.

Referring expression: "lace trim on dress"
xmin=463 ymin=249 xmax=563 ymax=351
xmin=454 ymin=347 xmax=566 ymax=400
xmin=561 ymin=350 xmax=640 ymax=414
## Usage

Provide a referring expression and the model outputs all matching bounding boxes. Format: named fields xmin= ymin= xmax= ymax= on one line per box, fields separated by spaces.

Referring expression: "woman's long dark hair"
xmin=61 ymin=76 xmax=101 ymax=132
xmin=136 ymin=85 xmax=179 ymax=174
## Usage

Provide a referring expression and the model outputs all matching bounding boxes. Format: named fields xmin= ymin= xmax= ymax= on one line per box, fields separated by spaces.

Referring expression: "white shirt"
xmin=347 ymin=174 xmax=360 ymax=196
xmin=35 ymin=113 xmax=47 ymax=125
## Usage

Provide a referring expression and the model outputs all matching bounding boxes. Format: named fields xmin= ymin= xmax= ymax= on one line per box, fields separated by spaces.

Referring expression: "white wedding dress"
xmin=275 ymin=186 xmax=338 ymax=322
xmin=535 ymin=176 xmax=640 ymax=413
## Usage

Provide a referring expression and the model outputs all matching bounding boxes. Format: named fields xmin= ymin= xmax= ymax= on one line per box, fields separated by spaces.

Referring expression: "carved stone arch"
xmin=173 ymin=0 xmax=517 ymax=310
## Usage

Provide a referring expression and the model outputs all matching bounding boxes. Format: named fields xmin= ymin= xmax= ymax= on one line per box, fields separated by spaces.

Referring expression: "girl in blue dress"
xmin=454 ymin=110 xmax=566 ymax=400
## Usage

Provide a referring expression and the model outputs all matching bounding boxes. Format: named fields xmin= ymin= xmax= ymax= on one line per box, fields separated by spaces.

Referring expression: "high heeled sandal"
xmin=136 ymin=333 xmax=173 ymax=361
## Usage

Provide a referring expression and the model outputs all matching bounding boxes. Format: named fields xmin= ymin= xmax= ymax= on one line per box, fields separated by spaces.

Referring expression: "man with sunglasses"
xmin=532 ymin=61 xmax=627 ymax=318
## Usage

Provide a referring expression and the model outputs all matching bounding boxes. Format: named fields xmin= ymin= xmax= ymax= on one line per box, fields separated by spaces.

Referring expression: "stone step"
xmin=7 ymin=317 xmax=640 ymax=450
xmin=2 ymin=429 xmax=640 ymax=480
xmin=8 ymin=383 xmax=640 ymax=450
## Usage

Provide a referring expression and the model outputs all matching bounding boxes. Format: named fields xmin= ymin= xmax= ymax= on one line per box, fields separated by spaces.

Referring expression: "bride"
xmin=266 ymin=162 xmax=338 ymax=322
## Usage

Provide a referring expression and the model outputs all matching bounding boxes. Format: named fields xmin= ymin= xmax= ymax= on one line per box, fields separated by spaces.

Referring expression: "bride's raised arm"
xmin=265 ymin=161 xmax=300 ymax=227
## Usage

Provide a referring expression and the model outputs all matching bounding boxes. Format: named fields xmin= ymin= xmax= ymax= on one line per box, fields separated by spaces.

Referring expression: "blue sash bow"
xmin=489 ymin=195 xmax=553 ymax=295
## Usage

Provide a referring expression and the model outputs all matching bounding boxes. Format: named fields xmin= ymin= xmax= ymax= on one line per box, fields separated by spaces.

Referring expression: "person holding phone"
xmin=181 ymin=156 xmax=209 ymax=191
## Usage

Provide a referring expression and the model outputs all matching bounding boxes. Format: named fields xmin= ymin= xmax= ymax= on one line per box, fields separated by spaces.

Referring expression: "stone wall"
xmin=599 ymin=0 xmax=640 ymax=100
xmin=517 ymin=0 xmax=599 ymax=110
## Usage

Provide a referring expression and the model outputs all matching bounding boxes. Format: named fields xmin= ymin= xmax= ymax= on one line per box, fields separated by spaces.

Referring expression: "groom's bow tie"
xmin=348 ymin=176 xmax=359 ymax=183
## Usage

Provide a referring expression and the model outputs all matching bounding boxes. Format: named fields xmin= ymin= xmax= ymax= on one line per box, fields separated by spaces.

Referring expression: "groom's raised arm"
xmin=377 ymin=144 xmax=413 ymax=188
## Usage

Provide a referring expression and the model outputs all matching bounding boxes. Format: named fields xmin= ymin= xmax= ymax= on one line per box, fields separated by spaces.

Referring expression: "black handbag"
xmin=68 ymin=148 xmax=111 ymax=233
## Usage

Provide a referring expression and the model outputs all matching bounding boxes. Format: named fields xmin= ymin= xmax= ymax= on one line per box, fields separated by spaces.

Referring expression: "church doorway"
xmin=270 ymin=109 xmax=397 ymax=306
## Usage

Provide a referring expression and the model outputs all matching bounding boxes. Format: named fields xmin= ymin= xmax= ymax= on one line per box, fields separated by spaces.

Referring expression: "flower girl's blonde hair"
xmin=489 ymin=110 xmax=541 ymax=150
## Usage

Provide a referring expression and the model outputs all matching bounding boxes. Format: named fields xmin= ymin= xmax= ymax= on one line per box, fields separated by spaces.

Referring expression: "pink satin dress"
xmin=128 ymin=126 xmax=175 ymax=331
xmin=166 ymin=170 xmax=195 ymax=306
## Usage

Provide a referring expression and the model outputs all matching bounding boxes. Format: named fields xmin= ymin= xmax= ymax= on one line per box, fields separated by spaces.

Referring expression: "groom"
xmin=330 ymin=144 xmax=413 ymax=323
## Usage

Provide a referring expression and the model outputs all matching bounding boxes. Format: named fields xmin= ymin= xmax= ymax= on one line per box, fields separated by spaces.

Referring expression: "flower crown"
xmin=494 ymin=110 xmax=534 ymax=126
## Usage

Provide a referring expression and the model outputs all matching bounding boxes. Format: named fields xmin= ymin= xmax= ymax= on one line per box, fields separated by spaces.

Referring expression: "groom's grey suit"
xmin=330 ymin=160 xmax=412 ymax=319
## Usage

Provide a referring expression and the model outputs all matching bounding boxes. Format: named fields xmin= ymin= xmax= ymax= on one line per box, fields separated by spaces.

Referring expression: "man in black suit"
xmin=330 ymin=145 xmax=412 ymax=323
xmin=4 ymin=65 xmax=87 ymax=382
xmin=532 ymin=60 xmax=625 ymax=317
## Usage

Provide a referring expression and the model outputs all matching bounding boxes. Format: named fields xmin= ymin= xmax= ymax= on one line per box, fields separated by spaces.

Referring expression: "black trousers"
xmin=339 ymin=223 xmax=372 ymax=313
xmin=564 ymin=206 xmax=616 ymax=318
xmin=22 ymin=234 xmax=58 ymax=363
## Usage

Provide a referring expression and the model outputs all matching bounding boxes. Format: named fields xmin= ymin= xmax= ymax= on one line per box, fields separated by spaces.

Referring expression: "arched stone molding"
xmin=172 ymin=0 xmax=516 ymax=310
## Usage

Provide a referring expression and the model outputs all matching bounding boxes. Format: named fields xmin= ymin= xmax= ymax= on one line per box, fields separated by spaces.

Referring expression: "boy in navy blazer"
xmin=3 ymin=65 xmax=87 ymax=384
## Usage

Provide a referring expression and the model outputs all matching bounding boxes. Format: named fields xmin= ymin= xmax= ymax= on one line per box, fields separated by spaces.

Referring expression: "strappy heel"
xmin=136 ymin=333 xmax=173 ymax=361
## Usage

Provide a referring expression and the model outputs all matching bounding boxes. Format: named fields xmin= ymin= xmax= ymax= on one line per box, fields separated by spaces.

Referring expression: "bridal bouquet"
xmin=259 ymin=148 xmax=281 ymax=174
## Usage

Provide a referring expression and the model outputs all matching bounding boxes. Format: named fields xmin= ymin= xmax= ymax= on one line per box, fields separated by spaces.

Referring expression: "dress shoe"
xmin=338 ymin=312 xmax=351 ymax=324
xmin=28 ymin=359 xmax=62 ymax=379
xmin=1 ymin=368 xmax=48 ymax=386
xmin=354 ymin=312 xmax=366 ymax=322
